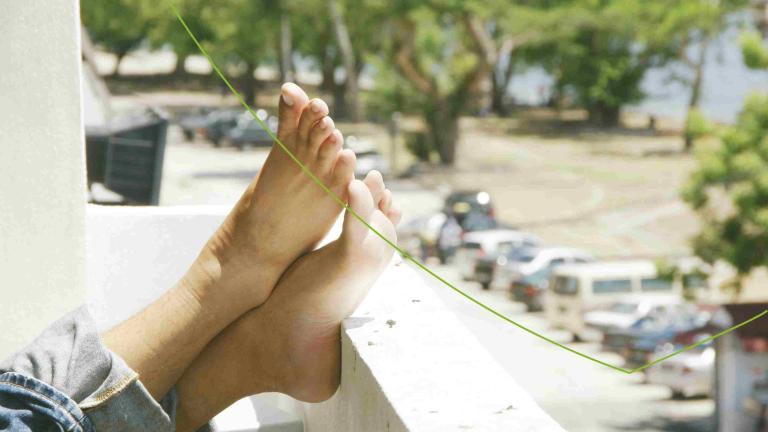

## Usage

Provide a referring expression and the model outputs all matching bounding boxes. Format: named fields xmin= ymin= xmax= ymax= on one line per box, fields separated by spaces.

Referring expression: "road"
xmin=418 ymin=264 xmax=713 ymax=432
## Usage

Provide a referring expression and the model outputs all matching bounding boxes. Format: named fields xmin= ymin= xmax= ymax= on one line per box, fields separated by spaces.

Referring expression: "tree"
xmin=80 ymin=0 xmax=157 ymax=75
xmin=480 ymin=2 xmax=553 ymax=116
xmin=148 ymin=0 xmax=217 ymax=76
xmin=742 ymin=30 xmax=768 ymax=69
xmin=658 ymin=0 xmax=747 ymax=151
xmin=523 ymin=1 xmax=716 ymax=127
xmin=372 ymin=1 xmax=503 ymax=165
xmin=682 ymin=27 xmax=768 ymax=296
xmin=207 ymin=0 xmax=278 ymax=105
xmin=682 ymin=94 xmax=768 ymax=297
xmin=328 ymin=0 xmax=361 ymax=121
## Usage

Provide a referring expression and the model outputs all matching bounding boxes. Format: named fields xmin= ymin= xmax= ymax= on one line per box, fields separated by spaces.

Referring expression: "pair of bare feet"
xmin=174 ymin=83 xmax=400 ymax=429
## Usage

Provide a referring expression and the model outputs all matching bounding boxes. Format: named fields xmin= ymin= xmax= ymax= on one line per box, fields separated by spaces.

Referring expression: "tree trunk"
xmin=328 ymin=0 xmax=361 ymax=121
xmin=425 ymin=104 xmax=460 ymax=165
xmin=684 ymin=39 xmax=709 ymax=152
xmin=491 ymin=56 xmax=515 ymax=116
xmin=490 ymin=72 xmax=504 ymax=115
xmin=332 ymin=79 xmax=347 ymax=118
xmin=278 ymin=12 xmax=294 ymax=83
xmin=490 ymin=40 xmax=516 ymax=116
xmin=172 ymin=54 xmax=186 ymax=76
xmin=320 ymin=44 xmax=336 ymax=93
xmin=588 ymin=102 xmax=620 ymax=127
xmin=112 ymin=51 xmax=128 ymax=77
xmin=243 ymin=61 xmax=257 ymax=105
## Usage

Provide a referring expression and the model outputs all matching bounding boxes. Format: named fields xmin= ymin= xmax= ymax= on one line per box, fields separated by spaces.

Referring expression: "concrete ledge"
xmin=86 ymin=205 xmax=563 ymax=431
xmin=303 ymin=261 xmax=565 ymax=431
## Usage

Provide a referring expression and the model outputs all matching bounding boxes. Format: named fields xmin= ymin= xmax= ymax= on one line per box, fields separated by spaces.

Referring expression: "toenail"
xmin=320 ymin=117 xmax=329 ymax=129
xmin=311 ymin=100 xmax=323 ymax=113
xmin=282 ymin=91 xmax=294 ymax=107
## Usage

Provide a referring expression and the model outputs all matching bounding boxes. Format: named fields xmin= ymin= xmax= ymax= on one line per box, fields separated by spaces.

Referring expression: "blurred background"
xmin=79 ymin=0 xmax=768 ymax=430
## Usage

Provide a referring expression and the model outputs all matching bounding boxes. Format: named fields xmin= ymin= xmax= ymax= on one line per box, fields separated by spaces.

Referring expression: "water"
xmin=508 ymin=19 xmax=768 ymax=124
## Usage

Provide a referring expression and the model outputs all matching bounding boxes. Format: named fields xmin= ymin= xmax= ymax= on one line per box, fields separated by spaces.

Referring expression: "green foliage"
xmin=147 ymin=0 xmax=217 ymax=63
xmin=741 ymin=31 xmax=768 ymax=69
xmin=80 ymin=0 xmax=158 ymax=59
xmin=684 ymin=108 xmax=712 ymax=144
xmin=682 ymin=94 xmax=768 ymax=284
xmin=523 ymin=0 xmax=745 ymax=126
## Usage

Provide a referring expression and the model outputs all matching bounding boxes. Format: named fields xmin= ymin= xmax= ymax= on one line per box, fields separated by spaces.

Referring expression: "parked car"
xmin=436 ymin=212 xmax=499 ymax=264
xmin=443 ymin=190 xmax=494 ymax=224
xmin=494 ymin=247 xmax=593 ymax=291
xmin=178 ymin=107 xmax=213 ymax=141
xmin=599 ymin=300 xmax=701 ymax=353
xmin=455 ymin=230 xmax=539 ymax=281
xmin=201 ymin=109 xmax=244 ymax=146
xmin=225 ymin=115 xmax=277 ymax=150
xmin=646 ymin=346 xmax=715 ymax=398
xmin=546 ymin=260 xmax=681 ymax=341
xmin=621 ymin=308 xmax=711 ymax=370
xmin=509 ymin=267 xmax=552 ymax=311
xmin=589 ymin=297 xmax=685 ymax=337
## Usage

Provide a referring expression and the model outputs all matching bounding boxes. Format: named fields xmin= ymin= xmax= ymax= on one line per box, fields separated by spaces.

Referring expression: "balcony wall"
xmin=0 ymin=0 xmax=87 ymax=359
xmin=87 ymin=205 xmax=564 ymax=431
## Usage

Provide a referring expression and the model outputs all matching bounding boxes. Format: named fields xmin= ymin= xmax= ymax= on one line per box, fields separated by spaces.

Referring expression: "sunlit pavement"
xmin=419 ymin=263 xmax=714 ymax=432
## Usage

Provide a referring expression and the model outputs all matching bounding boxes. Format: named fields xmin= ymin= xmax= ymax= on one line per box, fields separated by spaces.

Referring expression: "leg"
xmin=174 ymin=173 xmax=400 ymax=431
xmin=102 ymin=83 xmax=356 ymax=401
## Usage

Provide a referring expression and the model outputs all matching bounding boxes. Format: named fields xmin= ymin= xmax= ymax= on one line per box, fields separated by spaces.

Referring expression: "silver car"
xmin=646 ymin=346 xmax=714 ymax=398
xmin=454 ymin=230 xmax=539 ymax=281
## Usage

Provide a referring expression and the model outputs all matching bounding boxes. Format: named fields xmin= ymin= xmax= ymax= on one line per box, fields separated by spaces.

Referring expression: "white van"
xmin=546 ymin=260 xmax=680 ymax=339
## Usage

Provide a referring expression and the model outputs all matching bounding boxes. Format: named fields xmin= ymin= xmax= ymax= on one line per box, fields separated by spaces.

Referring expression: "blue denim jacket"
xmin=0 ymin=306 xmax=177 ymax=431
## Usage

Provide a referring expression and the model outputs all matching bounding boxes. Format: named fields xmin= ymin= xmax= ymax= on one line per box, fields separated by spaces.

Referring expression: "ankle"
xmin=184 ymin=247 xmax=281 ymax=314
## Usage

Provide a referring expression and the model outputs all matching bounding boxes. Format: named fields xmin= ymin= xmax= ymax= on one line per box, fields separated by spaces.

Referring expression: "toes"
xmin=277 ymin=83 xmax=309 ymax=142
xmin=386 ymin=205 xmax=402 ymax=226
xmin=363 ymin=171 xmax=385 ymax=207
xmin=297 ymin=98 xmax=329 ymax=145
xmin=317 ymin=128 xmax=343 ymax=169
xmin=331 ymin=149 xmax=356 ymax=187
xmin=310 ymin=117 xmax=336 ymax=154
xmin=343 ymin=180 xmax=376 ymax=241
xmin=379 ymin=189 xmax=392 ymax=213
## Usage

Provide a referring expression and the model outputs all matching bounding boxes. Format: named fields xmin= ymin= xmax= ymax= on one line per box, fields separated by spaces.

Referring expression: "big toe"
xmin=342 ymin=180 xmax=375 ymax=243
xmin=277 ymin=82 xmax=309 ymax=140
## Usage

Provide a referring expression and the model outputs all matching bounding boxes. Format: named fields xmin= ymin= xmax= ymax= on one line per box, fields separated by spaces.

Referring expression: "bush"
xmin=684 ymin=108 xmax=712 ymax=144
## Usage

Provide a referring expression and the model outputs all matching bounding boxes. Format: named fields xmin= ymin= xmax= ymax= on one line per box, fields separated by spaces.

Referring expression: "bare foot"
xmin=186 ymin=83 xmax=356 ymax=313
xmin=175 ymin=172 xmax=400 ymax=430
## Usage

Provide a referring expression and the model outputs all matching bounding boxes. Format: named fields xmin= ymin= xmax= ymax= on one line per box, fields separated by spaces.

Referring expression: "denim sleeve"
xmin=0 ymin=306 xmax=177 ymax=431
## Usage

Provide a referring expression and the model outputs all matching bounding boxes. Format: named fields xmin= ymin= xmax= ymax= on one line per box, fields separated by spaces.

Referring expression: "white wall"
xmin=0 ymin=0 xmax=86 ymax=358
xmin=303 ymin=261 xmax=566 ymax=431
